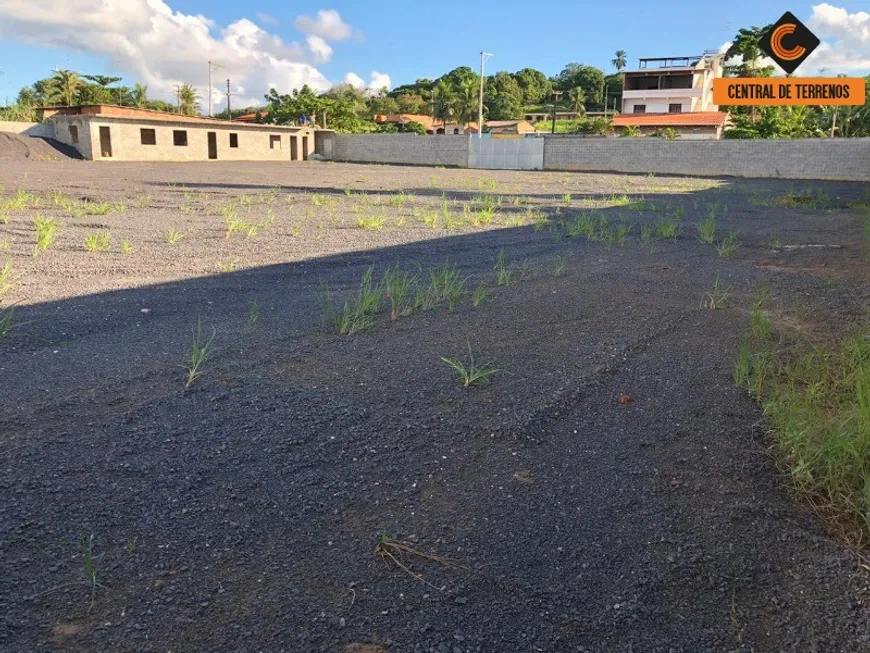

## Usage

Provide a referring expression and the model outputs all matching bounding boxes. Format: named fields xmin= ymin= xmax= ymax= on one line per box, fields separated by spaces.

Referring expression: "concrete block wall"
xmin=0 ymin=121 xmax=55 ymax=138
xmin=542 ymin=136 xmax=870 ymax=181
xmin=333 ymin=134 xmax=468 ymax=167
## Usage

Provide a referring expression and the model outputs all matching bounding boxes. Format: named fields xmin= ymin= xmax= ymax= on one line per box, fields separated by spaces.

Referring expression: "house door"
xmin=302 ymin=136 xmax=309 ymax=161
xmin=290 ymin=137 xmax=298 ymax=161
xmin=207 ymin=132 xmax=217 ymax=160
xmin=99 ymin=126 xmax=112 ymax=158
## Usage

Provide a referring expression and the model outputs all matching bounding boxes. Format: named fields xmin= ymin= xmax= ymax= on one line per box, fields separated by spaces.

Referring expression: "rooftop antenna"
xmin=478 ymin=51 xmax=493 ymax=138
xmin=207 ymin=60 xmax=223 ymax=117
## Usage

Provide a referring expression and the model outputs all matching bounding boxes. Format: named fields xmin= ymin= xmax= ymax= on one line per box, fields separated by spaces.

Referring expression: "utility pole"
xmin=550 ymin=91 xmax=563 ymax=134
xmin=478 ymin=51 xmax=493 ymax=138
xmin=174 ymin=84 xmax=181 ymax=112
xmin=226 ymin=79 xmax=231 ymax=118
xmin=207 ymin=60 xmax=223 ymax=117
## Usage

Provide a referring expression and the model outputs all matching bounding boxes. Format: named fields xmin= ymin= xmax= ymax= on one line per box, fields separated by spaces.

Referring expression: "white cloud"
xmin=369 ymin=71 xmax=392 ymax=91
xmin=255 ymin=12 xmax=278 ymax=26
xmin=344 ymin=71 xmax=392 ymax=93
xmin=719 ymin=4 xmax=870 ymax=75
xmin=0 ymin=1 xmax=366 ymax=108
xmin=344 ymin=72 xmax=365 ymax=89
xmin=306 ymin=34 xmax=333 ymax=63
xmin=294 ymin=9 xmax=353 ymax=41
xmin=805 ymin=3 xmax=870 ymax=73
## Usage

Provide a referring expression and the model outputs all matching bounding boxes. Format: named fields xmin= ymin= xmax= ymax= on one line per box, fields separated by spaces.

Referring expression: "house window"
xmin=453 ymin=128 xmax=459 ymax=134
xmin=140 ymin=128 xmax=157 ymax=145
xmin=669 ymin=104 xmax=682 ymax=113
xmin=173 ymin=130 xmax=188 ymax=146
xmin=68 ymin=125 xmax=79 ymax=144
xmin=633 ymin=105 xmax=646 ymax=114
xmin=270 ymin=135 xmax=281 ymax=149
xmin=229 ymin=133 xmax=239 ymax=148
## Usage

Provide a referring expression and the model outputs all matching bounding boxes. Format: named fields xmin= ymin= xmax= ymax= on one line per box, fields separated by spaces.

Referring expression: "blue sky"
xmin=0 ymin=1 xmax=867 ymax=106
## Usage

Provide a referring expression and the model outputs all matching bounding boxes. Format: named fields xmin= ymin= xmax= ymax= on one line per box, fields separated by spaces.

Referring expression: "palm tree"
xmin=431 ymin=79 xmax=454 ymax=133
xmin=49 ymin=69 xmax=84 ymax=106
xmin=453 ymin=78 xmax=480 ymax=128
xmin=612 ymin=50 xmax=628 ymax=72
xmin=132 ymin=83 xmax=148 ymax=108
xmin=178 ymin=83 xmax=200 ymax=116
xmin=568 ymin=87 xmax=586 ymax=116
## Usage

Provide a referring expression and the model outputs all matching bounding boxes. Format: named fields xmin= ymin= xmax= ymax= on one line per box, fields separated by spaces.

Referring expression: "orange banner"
xmin=713 ymin=78 xmax=866 ymax=106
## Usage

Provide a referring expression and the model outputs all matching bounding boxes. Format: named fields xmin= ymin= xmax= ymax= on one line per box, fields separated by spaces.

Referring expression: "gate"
xmin=468 ymin=136 xmax=543 ymax=170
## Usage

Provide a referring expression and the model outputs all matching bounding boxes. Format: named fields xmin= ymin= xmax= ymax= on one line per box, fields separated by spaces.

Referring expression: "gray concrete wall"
xmin=51 ymin=116 xmax=94 ymax=159
xmin=541 ymin=136 xmax=870 ymax=181
xmin=333 ymin=134 xmax=468 ymax=167
xmin=0 ymin=121 xmax=55 ymax=138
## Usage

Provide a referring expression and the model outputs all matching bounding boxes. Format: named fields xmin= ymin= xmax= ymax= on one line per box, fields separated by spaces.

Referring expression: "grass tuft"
xmin=85 ymin=231 xmax=111 ymax=252
xmin=183 ymin=318 xmax=216 ymax=387
xmin=716 ymin=231 xmax=740 ymax=257
xmin=33 ymin=216 xmax=59 ymax=254
xmin=702 ymin=274 xmax=729 ymax=309
xmin=442 ymin=343 xmax=501 ymax=388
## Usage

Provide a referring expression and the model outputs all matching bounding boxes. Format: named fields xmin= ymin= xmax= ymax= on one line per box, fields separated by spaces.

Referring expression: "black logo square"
xmin=759 ymin=11 xmax=820 ymax=74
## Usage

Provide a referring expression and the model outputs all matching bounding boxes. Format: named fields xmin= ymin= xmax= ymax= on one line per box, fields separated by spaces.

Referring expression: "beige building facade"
xmin=45 ymin=105 xmax=316 ymax=162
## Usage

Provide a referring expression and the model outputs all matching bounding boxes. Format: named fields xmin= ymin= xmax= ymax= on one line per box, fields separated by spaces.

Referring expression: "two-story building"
xmin=611 ymin=53 xmax=728 ymax=139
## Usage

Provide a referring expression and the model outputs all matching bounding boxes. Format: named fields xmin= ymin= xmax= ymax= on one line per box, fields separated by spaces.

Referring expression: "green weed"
xmin=716 ymin=231 xmax=740 ymax=257
xmin=697 ymin=213 xmax=717 ymax=244
xmin=0 ymin=306 xmax=13 ymax=339
xmin=357 ymin=213 xmax=387 ymax=230
xmin=383 ymin=266 xmax=416 ymax=320
xmin=655 ymin=217 xmax=681 ymax=241
xmin=702 ymin=274 xmax=729 ymax=309
xmin=85 ymin=231 xmax=111 ymax=252
xmin=472 ymin=283 xmax=487 ymax=307
xmin=33 ymin=216 xmax=59 ymax=254
xmin=442 ymin=343 xmax=501 ymax=388
xmin=184 ymin=318 xmax=216 ymax=387
xmin=167 ymin=229 xmax=187 ymax=245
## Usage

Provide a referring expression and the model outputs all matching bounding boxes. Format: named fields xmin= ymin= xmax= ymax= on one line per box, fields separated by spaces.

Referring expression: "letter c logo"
xmin=771 ymin=24 xmax=806 ymax=61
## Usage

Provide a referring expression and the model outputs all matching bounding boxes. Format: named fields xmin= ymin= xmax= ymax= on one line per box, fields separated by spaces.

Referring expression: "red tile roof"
xmin=234 ymin=111 xmax=269 ymax=122
xmin=611 ymin=111 xmax=728 ymax=127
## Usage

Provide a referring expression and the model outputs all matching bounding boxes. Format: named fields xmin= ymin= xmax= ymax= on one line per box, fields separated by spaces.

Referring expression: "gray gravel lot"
xmin=1 ymin=160 xmax=869 ymax=653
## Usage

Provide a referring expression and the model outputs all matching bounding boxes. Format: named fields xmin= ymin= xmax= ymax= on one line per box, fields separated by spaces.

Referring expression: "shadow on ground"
xmin=2 ymin=180 xmax=870 ymax=653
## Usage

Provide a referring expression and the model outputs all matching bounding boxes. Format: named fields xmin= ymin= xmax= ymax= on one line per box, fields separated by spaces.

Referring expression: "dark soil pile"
xmin=0 ymin=131 xmax=81 ymax=160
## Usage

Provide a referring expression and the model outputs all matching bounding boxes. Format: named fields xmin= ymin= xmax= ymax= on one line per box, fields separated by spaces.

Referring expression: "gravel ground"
xmin=1 ymin=160 xmax=869 ymax=653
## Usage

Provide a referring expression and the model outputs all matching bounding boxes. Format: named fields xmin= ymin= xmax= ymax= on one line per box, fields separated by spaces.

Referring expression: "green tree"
xmin=366 ymin=93 xmax=399 ymax=117
xmin=611 ymin=50 xmax=628 ymax=72
xmin=567 ymin=87 xmax=586 ymax=115
xmin=132 ymin=83 xmax=148 ymax=108
xmin=400 ymin=120 xmax=427 ymax=135
xmin=431 ymin=79 xmax=454 ymax=131
xmin=725 ymin=26 xmax=775 ymax=78
xmin=396 ymin=93 xmax=427 ymax=114
xmin=178 ymin=83 xmax=200 ymax=116
xmin=514 ymin=68 xmax=552 ymax=105
xmin=49 ymin=69 xmax=85 ymax=106
xmin=556 ymin=63 xmax=605 ymax=109
xmin=484 ymin=71 xmax=524 ymax=120
xmin=453 ymin=78 xmax=480 ymax=127
xmin=441 ymin=66 xmax=477 ymax=89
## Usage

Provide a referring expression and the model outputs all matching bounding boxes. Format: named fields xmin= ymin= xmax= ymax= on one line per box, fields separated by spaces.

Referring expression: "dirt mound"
xmin=0 ymin=131 xmax=82 ymax=161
